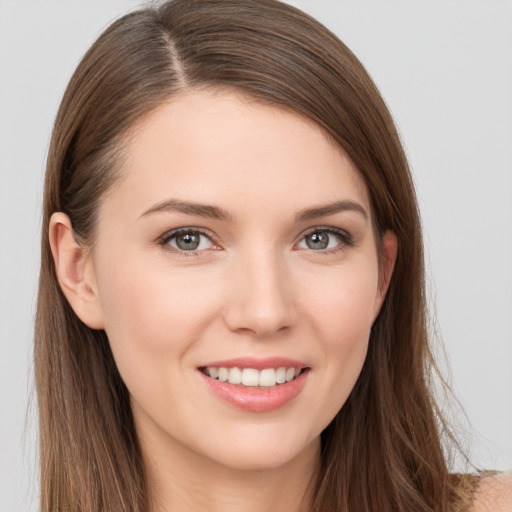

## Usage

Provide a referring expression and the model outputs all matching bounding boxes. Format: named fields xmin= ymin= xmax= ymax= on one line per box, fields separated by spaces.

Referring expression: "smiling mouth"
xmin=199 ymin=366 xmax=308 ymax=388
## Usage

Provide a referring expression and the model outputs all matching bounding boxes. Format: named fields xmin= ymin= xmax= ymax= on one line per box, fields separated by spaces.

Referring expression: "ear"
xmin=49 ymin=212 xmax=105 ymax=329
xmin=372 ymin=230 xmax=398 ymax=321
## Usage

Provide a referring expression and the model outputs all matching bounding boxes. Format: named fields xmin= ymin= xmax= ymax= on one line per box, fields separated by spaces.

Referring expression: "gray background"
xmin=1 ymin=1 xmax=511 ymax=510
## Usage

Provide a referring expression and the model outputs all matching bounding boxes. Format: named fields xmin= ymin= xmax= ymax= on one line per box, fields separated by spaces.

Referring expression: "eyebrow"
xmin=295 ymin=200 xmax=368 ymax=222
xmin=140 ymin=199 xmax=233 ymax=221
xmin=139 ymin=198 xmax=367 ymax=223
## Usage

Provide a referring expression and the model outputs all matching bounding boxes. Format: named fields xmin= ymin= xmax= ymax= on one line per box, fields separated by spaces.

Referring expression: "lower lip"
xmin=199 ymin=370 xmax=309 ymax=412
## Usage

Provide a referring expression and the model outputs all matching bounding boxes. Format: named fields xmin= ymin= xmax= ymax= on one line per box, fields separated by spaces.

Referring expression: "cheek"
xmin=93 ymin=251 xmax=223 ymax=379
xmin=298 ymin=257 xmax=378 ymax=414
xmin=301 ymin=256 xmax=379 ymax=341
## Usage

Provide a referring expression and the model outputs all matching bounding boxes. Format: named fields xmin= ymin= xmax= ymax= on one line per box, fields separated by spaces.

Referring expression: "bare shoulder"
xmin=469 ymin=472 xmax=512 ymax=512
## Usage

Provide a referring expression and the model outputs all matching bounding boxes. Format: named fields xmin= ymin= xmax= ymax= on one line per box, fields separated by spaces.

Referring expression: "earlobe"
xmin=49 ymin=212 xmax=105 ymax=329
xmin=373 ymin=230 xmax=398 ymax=320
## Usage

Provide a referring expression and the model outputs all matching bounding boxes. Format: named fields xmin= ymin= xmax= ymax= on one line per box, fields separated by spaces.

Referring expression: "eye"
xmin=162 ymin=229 xmax=215 ymax=252
xmin=297 ymin=228 xmax=351 ymax=252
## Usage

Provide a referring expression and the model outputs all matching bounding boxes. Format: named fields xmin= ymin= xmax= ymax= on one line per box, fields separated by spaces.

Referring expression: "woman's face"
xmin=84 ymin=91 xmax=395 ymax=471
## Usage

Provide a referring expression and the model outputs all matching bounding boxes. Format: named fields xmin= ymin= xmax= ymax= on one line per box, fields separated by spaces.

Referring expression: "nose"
xmin=223 ymin=249 xmax=297 ymax=338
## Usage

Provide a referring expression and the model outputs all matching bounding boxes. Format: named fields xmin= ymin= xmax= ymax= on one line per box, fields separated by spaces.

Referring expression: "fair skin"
xmin=49 ymin=91 xmax=511 ymax=512
xmin=470 ymin=474 xmax=512 ymax=512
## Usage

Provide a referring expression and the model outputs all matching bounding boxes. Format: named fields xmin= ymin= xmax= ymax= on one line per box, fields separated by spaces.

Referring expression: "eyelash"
xmin=299 ymin=226 xmax=354 ymax=255
xmin=157 ymin=226 xmax=354 ymax=256
xmin=157 ymin=228 xmax=218 ymax=257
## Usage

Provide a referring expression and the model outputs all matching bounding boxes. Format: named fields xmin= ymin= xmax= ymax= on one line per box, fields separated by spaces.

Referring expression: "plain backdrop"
xmin=1 ymin=1 xmax=511 ymax=510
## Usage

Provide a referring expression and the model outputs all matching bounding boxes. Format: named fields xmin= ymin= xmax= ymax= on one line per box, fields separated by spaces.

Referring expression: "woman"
xmin=35 ymin=0 xmax=511 ymax=511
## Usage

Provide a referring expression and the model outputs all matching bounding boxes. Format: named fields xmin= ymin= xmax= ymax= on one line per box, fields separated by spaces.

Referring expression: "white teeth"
xmin=241 ymin=368 xmax=259 ymax=386
xmin=228 ymin=367 xmax=242 ymax=384
xmin=275 ymin=367 xmax=286 ymax=384
xmin=285 ymin=368 xmax=295 ymax=382
xmin=204 ymin=366 xmax=303 ymax=387
xmin=259 ymin=368 xmax=276 ymax=387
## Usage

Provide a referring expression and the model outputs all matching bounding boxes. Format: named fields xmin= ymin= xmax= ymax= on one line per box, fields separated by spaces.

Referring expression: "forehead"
xmin=104 ymin=90 xmax=371 ymax=221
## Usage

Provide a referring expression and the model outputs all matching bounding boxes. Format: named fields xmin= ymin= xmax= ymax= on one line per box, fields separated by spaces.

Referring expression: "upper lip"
xmin=199 ymin=356 xmax=309 ymax=371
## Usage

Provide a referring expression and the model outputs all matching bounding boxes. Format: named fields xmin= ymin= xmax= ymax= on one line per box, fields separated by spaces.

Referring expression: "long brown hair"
xmin=35 ymin=1 xmax=473 ymax=510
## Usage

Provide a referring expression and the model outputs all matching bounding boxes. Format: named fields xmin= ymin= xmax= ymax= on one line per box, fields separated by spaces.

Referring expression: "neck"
xmin=142 ymin=425 xmax=321 ymax=512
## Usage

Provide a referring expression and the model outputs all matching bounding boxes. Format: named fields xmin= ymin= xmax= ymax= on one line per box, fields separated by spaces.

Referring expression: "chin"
xmin=198 ymin=429 xmax=321 ymax=473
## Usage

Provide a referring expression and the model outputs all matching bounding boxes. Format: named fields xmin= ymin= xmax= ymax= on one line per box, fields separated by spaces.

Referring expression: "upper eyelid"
xmin=300 ymin=225 xmax=348 ymax=235
xmin=298 ymin=225 xmax=352 ymax=240
xmin=159 ymin=227 xmax=216 ymax=243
